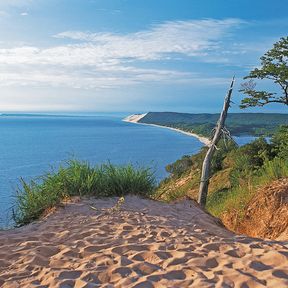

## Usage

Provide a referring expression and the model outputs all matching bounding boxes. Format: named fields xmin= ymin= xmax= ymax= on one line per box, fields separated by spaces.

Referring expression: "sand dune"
xmin=1 ymin=196 xmax=288 ymax=287
xmin=123 ymin=114 xmax=147 ymax=123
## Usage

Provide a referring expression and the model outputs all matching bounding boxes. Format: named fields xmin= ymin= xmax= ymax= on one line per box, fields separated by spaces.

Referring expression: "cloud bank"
xmin=0 ymin=19 xmax=243 ymax=89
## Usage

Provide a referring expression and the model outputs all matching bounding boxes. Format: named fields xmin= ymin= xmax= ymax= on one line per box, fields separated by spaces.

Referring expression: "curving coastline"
xmin=123 ymin=113 xmax=211 ymax=146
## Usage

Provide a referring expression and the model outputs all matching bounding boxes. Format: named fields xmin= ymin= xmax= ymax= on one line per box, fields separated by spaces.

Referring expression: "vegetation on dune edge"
xmin=155 ymin=125 xmax=288 ymax=238
xmin=13 ymin=161 xmax=156 ymax=227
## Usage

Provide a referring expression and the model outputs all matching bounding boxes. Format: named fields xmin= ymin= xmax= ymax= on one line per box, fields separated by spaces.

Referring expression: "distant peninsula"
xmin=123 ymin=113 xmax=211 ymax=146
xmin=124 ymin=112 xmax=288 ymax=138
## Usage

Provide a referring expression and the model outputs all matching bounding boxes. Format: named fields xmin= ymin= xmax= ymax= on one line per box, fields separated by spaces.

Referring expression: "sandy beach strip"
xmin=123 ymin=114 xmax=211 ymax=146
xmin=0 ymin=196 xmax=287 ymax=287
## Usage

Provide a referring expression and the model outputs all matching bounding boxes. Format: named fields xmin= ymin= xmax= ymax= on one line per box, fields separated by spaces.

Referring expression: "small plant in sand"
xmin=107 ymin=196 xmax=125 ymax=213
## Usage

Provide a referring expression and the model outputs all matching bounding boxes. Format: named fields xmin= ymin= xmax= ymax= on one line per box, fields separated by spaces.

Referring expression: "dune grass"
xmin=13 ymin=160 xmax=156 ymax=226
xmin=206 ymin=157 xmax=288 ymax=218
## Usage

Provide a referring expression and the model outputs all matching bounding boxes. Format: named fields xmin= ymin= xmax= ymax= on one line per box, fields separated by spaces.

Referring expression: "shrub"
xmin=165 ymin=155 xmax=193 ymax=177
xmin=238 ymin=137 xmax=273 ymax=168
xmin=207 ymin=155 xmax=288 ymax=219
xmin=210 ymin=140 xmax=237 ymax=173
xmin=271 ymin=125 xmax=288 ymax=159
xmin=258 ymin=158 xmax=288 ymax=181
xmin=164 ymin=140 xmax=236 ymax=180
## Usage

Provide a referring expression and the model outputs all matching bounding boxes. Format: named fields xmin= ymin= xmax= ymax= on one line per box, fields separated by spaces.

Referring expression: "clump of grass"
xmin=13 ymin=160 xmax=155 ymax=226
xmin=206 ymin=157 xmax=288 ymax=219
xmin=259 ymin=157 xmax=288 ymax=180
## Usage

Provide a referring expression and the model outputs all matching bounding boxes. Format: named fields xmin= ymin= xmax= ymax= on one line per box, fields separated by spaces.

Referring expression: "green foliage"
xmin=158 ymin=125 xmax=288 ymax=221
xmin=166 ymin=155 xmax=193 ymax=177
xmin=165 ymin=148 xmax=205 ymax=177
xmin=211 ymin=140 xmax=237 ymax=173
xmin=156 ymin=139 xmax=237 ymax=202
xmin=228 ymin=154 xmax=252 ymax=187
xmin=13 ymin=160 xmax=155 ymax=226
xmin=164 ymin=139 xmax=237 ymax=181
xmin=240 ymin=36 xmax=288 ymax=108
xmin=100 ymin=163 xmax=155 ymax=197
xmin=206 ymin=189 xmax=230 ymax=217
xmin=238 ymin=137 xmax=273 ymax=167
xmin=139 ymin=112 xmax=288 ymax=137
xmin=228 ymin=136 xmax=279 ymax=186
xmin=207 ymin=157 xmax=288 ymax=218
xmin=160 ymin=187 xmax=187 ymax=203
xmin=259 ymin=157 xmax=288 ymax=180
xmin=207 ymin=126 xmax=288 ymax=218
xmin=271 ymin=125 xmax=288 ymax=159
xmin=187 ymin=123 xmax=214 ymax=137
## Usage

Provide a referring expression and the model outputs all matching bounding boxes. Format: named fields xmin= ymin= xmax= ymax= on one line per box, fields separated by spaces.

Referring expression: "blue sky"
xmin=0 ymin=0 xmax=287 ymax=113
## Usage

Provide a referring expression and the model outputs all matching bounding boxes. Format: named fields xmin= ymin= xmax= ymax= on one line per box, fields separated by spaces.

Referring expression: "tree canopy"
xmin=240 ymin=36 xmax=288 ymax=108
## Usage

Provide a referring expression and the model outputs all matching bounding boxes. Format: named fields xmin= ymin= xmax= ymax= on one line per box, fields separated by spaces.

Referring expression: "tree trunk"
xmin=198 ymin=77 xmax=235 ymax=207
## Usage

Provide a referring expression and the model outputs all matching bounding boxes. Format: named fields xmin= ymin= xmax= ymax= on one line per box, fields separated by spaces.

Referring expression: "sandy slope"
xmin=123 ymin=114 xmax=147 ymax=123
xmin=0 ymin=196 xmax=288 ymax=287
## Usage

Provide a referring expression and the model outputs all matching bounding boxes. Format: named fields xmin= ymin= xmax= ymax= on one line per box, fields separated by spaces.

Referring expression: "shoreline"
xmin=123 ymin=113 xmax=211 ymax=146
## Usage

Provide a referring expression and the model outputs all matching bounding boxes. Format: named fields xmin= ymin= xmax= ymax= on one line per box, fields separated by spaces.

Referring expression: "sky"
xmin=0 ymin=0 xmax=287 ymax=113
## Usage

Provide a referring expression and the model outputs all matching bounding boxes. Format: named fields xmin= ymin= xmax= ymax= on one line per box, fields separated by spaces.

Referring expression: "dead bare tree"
xmin=198 ymin=77 xmax=235 ymax=207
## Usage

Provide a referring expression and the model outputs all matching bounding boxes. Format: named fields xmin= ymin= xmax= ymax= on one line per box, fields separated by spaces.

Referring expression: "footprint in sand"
xmin=272 ymin=270 xmax=288 ymax=280
xmin=249 ymin=261 xmax=272 ymax=271
xmin=133 ymin=262 xmax=161 ymax=275
xmin=163 ymin=270 xmax=186 ymax=280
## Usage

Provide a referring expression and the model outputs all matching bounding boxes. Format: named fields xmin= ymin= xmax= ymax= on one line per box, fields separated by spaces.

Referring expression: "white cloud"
xmin=0 ymin=67 xmax=195 ymax=89
xmin=0 ymin=19 xmax=243 ymax=89
xmin=55 ymin=19 xmax=243 ymax=61
xmin=20 ymin=12 xmax=29 ymax=16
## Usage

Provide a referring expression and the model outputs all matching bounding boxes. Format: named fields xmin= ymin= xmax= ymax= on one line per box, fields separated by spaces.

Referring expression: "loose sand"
xmin=0 ymin=196 xmax=287 ymax=287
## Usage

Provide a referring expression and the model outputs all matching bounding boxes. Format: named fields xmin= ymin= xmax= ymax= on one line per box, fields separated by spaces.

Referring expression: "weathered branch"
xmin=260 ymin=99 xmax=288 ymax=105
xmin=198 ymin=77 xmax=235 ymax=207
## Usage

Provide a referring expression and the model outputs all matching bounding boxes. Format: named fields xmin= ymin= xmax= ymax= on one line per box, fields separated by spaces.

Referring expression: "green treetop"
xmin=240 ymin=36 xmax=288 ymax=108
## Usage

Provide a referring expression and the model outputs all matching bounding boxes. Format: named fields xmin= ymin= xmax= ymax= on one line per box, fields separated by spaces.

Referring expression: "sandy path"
xmin=0 ymin=196 xmax=288 ymax=287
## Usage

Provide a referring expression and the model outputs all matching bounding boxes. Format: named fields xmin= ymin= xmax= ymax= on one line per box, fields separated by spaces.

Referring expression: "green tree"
xmin=165 ymin=155 xmax=193 ymax=177
xmin=240 ymin=37 xmax=288 ymax=108
xmin=271 ymin=125 xmax=288 ymax=159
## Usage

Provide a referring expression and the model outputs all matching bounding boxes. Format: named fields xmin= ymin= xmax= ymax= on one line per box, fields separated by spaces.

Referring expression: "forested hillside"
xmin=139 ymin=112 xmax=288 ymax=137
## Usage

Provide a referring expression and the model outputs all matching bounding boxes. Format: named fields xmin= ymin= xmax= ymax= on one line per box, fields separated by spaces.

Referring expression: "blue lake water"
xmin=0 ymin=115 xmax=255 ymax=227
